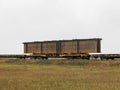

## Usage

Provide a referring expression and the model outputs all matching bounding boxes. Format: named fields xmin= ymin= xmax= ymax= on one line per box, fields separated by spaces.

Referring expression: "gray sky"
xmin=0 ymin=0 xmax=120 ymax=54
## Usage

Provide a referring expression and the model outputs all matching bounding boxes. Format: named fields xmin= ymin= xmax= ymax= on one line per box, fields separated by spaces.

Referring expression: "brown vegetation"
xmin=0 ymin=59 xmax=120 ymax=90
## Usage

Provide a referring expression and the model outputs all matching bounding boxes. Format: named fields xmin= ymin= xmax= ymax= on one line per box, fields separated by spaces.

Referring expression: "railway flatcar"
xmin=23 ymin=38 xmax=102 ymax=59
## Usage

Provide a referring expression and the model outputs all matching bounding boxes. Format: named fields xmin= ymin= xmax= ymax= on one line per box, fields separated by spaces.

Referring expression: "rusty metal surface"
xmin=23 ymin=38 xmax=101 ymax=55
xmin=24 ymin=44 xmax=27 ymax=53
xmin=24 ymin=43 xmax=41 ymax=54
xmin=97 ymin=39 xmax=101 ymax=52
xmin=60 ymin=41 xmax=78 ymax=54
xmin=79 ymin=40 xmax=99 ymax=53
xmin=41 ymin=42 xmax=57 ymax=54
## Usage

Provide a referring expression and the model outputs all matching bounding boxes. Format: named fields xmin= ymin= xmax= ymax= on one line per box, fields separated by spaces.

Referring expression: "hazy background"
xmin=0 ymin=0 xmax=120 ymax=54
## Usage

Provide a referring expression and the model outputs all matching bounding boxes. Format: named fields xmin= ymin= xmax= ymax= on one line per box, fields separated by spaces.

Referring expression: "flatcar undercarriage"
xmin=0 ymin=53 xmax=120 ymax=60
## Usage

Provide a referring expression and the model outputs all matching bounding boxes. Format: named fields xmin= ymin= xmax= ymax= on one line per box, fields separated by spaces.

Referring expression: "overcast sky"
xmin=0 ymin=0 xmax=120 ymax=54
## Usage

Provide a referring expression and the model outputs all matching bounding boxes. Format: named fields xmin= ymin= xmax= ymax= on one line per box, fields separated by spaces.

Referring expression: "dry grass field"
xmin=0 ymin=59 xmax=120 ymax=90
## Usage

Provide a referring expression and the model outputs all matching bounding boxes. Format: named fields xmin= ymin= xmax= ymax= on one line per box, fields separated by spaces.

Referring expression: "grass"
xmin=0 ymin=58 xmax=120 ymax=90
